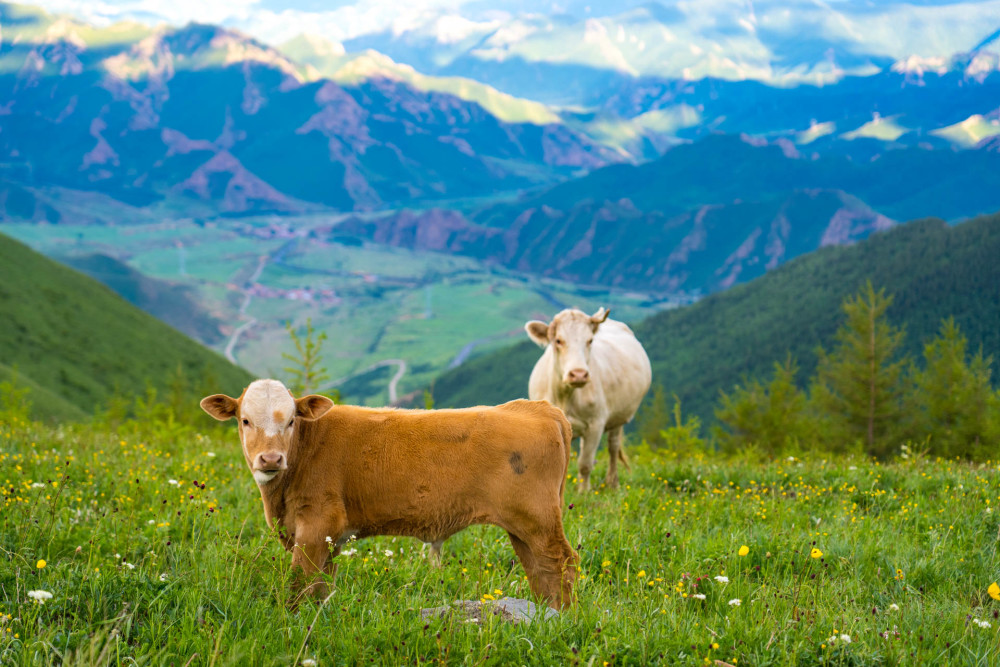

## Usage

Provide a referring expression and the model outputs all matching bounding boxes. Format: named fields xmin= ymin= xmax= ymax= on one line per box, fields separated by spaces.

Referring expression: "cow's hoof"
xmin=605 ymin=477 xmax=619 ymax=490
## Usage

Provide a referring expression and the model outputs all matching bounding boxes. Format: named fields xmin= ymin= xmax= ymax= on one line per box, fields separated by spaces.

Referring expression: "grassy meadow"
xmin=2 ymin=408 xmax=1000 ymax=666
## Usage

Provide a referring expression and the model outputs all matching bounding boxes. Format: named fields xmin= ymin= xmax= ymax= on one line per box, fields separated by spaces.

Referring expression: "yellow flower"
xmin=810 ymin=548 xmax=823 ymax=559
xmin=711 ymin=643 xmax=719 ymax=650
xmin=36 ymin=559 xmax=46 ymax=569
xmin=602 ymin=560 xmax=611 ymax=567
xmin=989 ymin=582 xmax=1000 ymax=601
xmin=637 ymin=570 xmax=646 ymax=577
xmin=738 ymin=545 xmax=749 ymax=557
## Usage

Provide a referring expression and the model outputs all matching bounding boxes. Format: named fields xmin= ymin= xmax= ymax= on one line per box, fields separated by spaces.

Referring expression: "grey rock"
xmin=420 ymin=597 xmax=558 ymax=625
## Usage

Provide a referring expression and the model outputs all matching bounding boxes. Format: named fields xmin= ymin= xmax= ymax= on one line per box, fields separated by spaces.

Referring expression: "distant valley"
xmin=3 ymin=0 xmax=1000 ymax=408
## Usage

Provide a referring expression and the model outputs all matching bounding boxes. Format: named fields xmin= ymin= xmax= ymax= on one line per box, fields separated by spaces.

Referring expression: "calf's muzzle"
xmin=255 ymin=451 xmax=286 ymax=472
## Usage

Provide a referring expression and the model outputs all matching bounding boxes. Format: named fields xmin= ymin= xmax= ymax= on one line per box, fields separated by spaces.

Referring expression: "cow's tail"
xmin=557 ymin=413 xmax=573 ymax=503
xmin=619 ymin=446 xmax=632 ymax=472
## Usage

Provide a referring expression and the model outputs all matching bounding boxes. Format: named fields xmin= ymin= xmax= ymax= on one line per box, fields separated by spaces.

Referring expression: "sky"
xmin=21 ymin=0 xmax=667 ymax=44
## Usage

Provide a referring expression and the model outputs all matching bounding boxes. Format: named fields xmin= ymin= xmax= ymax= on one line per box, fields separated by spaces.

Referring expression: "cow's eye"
xmin=555 ymin=338 xmax=564 ymax=346
xmin=287 ymin=419 xmax=294 ymax=428
xmin=587 ymin=339 xmax=593 ymax=346
xmin=242 ymin=419 xmax=249 ymax=426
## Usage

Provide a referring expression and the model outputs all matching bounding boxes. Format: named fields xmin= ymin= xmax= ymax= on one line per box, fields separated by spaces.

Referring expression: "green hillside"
xmin=0 ymin=232 xmax=252 ymax=420
xmin=433 ymin=210 xmax=1000 ymax=421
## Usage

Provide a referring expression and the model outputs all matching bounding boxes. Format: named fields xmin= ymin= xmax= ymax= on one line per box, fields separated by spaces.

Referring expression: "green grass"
xmin=2 ymin=414 xmax=1000 ymax=665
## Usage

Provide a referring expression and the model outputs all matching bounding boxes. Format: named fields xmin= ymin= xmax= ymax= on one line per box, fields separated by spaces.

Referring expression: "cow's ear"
xmin=525 ymin=320 xmax=550 ymax=347
xmin=295 ymin=394 xmax=335 ymax=421
xmin=590 ymin=307 xmax=610 ymax=331
xmin=201 ymin=394 xmax=238 ymax=421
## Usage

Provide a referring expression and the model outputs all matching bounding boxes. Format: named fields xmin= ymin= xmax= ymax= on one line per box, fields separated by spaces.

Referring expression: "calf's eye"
xmin=242 ymin=419 xmax=249 ymax=426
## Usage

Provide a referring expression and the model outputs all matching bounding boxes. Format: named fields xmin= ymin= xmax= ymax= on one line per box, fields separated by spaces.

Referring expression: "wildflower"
xmin=828 ymin=634 xmax=852 ymax=644
xmin=637 ymin=570 xmax=646 ymax=578
xmin=810 ymin=548 xmax=823 ymax=559
xmin=36 ymin=559 xmax=46 ymax=569
xmin=602 ymin=560 xmax=611 ymax=567
xmin=711 ymin=643 xmax=719 ymax=650
xmin=302 ymin=660 xmax=317 ymax=667
xmin=714 ymin=575 xmax=729 ymax=584
xmin=28 ymin=590 xmax=53 ymax=603
xmin=206 ymin=452 xmax=216 ymax=458
xmin=31 ymin=482 xmax=45 ymax=488
xmin=167 ymin=479 xmax=179 ymax=486
xmin=889 ymin=603 xmax=900 ymax=611
xmin=989 ymin=582 xmax=1000 ymax=601
xmin=691 ymin=593 xmax=706 ymax=600
xmin=342 ymin=548 xmax=357 ymax=556
xmin=159 ymin=573 xmax=168 ymax=582
xmin=738 ymin=545 xmax=749 ymax=557
xmin=728 ymin=599 xmax=741 ymax=606
xmin=384 ymin=549 xmax=394 ymax=557
xmin=973 ymin=619 xmax=991 ymax=629
xmin=325 ymin=536 xmax=333 ymax=543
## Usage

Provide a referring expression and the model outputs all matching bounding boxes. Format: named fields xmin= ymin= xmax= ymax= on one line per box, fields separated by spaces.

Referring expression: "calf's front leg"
xmin=290 ymin=517 xmax=345 ymax=603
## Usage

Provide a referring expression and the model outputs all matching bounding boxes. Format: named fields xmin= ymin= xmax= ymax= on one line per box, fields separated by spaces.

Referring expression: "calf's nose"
xmin=566 ymin=369 xmax=590 ymax=385
xmin=256 ymin=452 xmax=285 ymax=471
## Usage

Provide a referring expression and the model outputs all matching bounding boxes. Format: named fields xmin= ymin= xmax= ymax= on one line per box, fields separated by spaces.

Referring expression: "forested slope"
xmin=433 ymin=211 xmax=1000 ymax=422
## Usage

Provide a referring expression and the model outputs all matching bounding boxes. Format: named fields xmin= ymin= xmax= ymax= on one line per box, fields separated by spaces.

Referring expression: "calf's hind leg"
xmin=506 ymin=516 xmax=578 ymax=609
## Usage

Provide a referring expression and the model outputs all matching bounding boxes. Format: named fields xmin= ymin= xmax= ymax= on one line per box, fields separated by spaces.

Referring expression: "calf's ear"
xmin=295 ymin=394 xmax=335 ymax=421
xmin=201 ymin=394 xmax=238 ymax=421
xmin=525 ymin=320 xmax=551 ymax=347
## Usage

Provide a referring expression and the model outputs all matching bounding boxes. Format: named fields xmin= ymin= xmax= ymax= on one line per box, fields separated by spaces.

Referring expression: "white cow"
xmin=525 ymin=307 xmax=652 ymax=490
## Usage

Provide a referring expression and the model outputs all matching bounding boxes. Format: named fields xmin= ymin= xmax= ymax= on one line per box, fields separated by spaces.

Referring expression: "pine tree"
xmin=810 ymin=282 xmax=909 ymax=456
xmin=911 ymin=318 xmax=999 ymax=458
xmin=635 ymin=384 xmax=672 ymax=447
xmin=715 ymin=356 xmax=813 ymax=454
xmin=282 ymin=319 xmax=330 ymax=395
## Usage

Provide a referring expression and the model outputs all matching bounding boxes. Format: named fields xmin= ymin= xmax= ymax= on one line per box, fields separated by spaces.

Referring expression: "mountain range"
xmin=333 ymin=133 xmax=1000 ymax=294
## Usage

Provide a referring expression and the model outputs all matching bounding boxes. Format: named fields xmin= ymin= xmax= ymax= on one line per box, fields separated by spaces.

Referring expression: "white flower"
xmin=384 ymin=549 xmax=394 ymax=557
xmin=31 ymin=482 xmax=46 ymax=488
xmin=786 ymin=456 xmax=796 ymax=462
xmin=828 ymin=634 xmax=852 ymax=644
xmin=848 ymin=465 xmax=858 ymax=470
xmin=728 ymin=599 xmax=741 ymax=606
xmin=301 ymin=660 xmax=317 ymax=667
xmin=691 ymin=593 xmax=706 ymax=600
xmin=159 ymin=573 xmax=168 ymax=582
xmin=147 ymin=519 xmax=155 ymax=525
xmin=124 ymin=562 xmax=135 ymax=570
xmin=889 ymin=603 xmax=899 ymax=611
xmin=714 ymin=575 xmax=729 ymax=584
xmin=341 ymin=548 xmax=357 ymax=557
xmin=973 ymin=618 xmax=991 ymax=629
xmin=325 ymin=536 xmax=333 ymax=543
xmin=206 ymin=452 xmax=216 ymax=458
xmin=167 ymin=479 xmax=179 ymax=485
xmin=28 ymin=590 xmax=53 ymax=603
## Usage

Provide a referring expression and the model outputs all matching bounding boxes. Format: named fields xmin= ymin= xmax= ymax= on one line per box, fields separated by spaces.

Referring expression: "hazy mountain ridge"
xmin=0 ymin=3 xmax=618 ymax=218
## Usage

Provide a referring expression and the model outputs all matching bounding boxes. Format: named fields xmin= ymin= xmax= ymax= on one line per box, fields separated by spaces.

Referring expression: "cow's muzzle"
xmin=566 ymin=368 xmax=590 ymax=387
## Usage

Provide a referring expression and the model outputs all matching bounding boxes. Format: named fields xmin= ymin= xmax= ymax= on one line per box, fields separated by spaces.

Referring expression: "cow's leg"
xmin=605 ymin=426 xmax=624 ymax=489
xmin=426 ymin=540 xmax=444 ymax=566
xmin=577 ymin=428 xmax=602 ymax=491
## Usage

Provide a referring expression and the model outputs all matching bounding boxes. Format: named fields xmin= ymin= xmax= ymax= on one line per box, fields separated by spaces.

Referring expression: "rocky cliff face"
xmin=334 ymin=189 xmax=894 ymax=294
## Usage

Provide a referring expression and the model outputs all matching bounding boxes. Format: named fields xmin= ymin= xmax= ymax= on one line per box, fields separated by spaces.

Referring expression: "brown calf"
xmin=200 ymin=379 xmax=578 ymax=609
